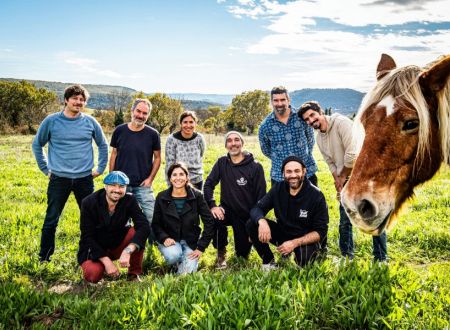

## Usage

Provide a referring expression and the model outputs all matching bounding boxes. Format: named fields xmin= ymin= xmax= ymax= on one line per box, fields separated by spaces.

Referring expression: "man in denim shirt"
xmin=258 ymin=86 xmax=317 ymax=186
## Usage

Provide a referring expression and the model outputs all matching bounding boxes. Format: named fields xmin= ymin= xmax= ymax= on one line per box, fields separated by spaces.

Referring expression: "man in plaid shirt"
xmin=258 ymin=86 xmax=318 ymax=186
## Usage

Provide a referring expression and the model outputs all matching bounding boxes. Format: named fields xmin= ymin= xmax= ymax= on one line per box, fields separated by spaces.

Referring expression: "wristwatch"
xmin=124 ymin=246 xmax=133 ymax=254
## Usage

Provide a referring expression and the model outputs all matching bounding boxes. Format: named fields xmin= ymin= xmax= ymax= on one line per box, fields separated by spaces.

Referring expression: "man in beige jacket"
xmin=299 ymin=101 xmax=387 ymax=262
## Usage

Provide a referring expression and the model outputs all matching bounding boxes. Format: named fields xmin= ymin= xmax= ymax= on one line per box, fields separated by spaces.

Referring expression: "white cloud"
xmin=56 ymin=52 xmax=121 ymax=78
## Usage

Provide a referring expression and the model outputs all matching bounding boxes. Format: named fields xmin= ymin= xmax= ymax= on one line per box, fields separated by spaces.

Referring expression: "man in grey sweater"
xmin=32 ymin=84 xmax=108 ymax=262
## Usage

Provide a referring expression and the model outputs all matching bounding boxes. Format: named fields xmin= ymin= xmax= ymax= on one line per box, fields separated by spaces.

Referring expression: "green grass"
xmin=0 ymin=134 xmax=449 ymax=329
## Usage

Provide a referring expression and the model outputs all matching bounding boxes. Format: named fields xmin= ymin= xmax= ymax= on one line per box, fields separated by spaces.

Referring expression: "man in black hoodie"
xmin=204 ymin=131 xmax=266 ymax=268
xmin=247 ymin=156 xmax=328 ymax=269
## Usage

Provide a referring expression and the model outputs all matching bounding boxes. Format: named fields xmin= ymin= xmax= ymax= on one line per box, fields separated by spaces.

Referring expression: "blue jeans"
xmin=339 ymin=204 xmax=387 ymax=261
xmin=127 ymin=185 xmax=155 ymax=244
xmin=158 ymin=240 xmax=199 ymax=274
xmin=39 ymin=174 xmax=94 ymax=261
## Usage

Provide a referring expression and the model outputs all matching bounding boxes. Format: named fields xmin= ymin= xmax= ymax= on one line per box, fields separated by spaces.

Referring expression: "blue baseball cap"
xmin=103 ymin=171 xmax=130 ymax=186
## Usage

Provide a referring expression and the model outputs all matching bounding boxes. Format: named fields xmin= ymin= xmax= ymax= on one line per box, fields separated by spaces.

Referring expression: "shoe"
xmin=127 ymin=274 xmax=142 ymax=282
xmin=261 ymin=262 xmax=278 ymax=271
xmin=216 ymin=248 xmax=227 ymax=270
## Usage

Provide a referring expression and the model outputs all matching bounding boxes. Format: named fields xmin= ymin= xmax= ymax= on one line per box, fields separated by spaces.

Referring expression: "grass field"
xmin=0 ymin=134 xmax=449 ymax=329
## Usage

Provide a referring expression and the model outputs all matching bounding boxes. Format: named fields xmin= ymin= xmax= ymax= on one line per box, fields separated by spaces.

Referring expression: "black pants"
xmin=246 ymin=219 xmax=321 ymax=267
xmin=212 ymin=209 xmax=252 ymax=258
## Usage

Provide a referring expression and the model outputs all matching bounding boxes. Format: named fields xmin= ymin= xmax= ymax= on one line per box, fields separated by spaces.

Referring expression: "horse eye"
xmin=402 ymin=119 xmax=419 ymax=132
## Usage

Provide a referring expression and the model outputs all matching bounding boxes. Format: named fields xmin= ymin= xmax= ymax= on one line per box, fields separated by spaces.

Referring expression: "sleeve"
xmin=164 ymin=136 xmax=176 ymax=184
xmin=153 ymin=130 xmax=161 ymax=150
xmin=304 ymin=121 xmax=315 ymax=156
xmin=128 ymin=196 xmax=151 ymax=250
xmin=253 ymin=163 xmax=267 ymax=201
xmin=199 ymin=134 xmax=206 ymax=157
xmin=310 ymin=193 xmax=329 ymax=243
xmin=151 ymin=195 xmax=170 ymax=244
xmin=258 ymin=122 xmax=271 ymax=158
xmin=203 ymin=161 xmax=220 ymax=208
xmin=250 ymin=187 xmax=275 ymax=224
xmin=110 ymin=127 xmax=119 ymax=148
xmin=31 ymin=117 xmax=51 ymax=175
xmin=195 ymin=192 xmax=215 ymax=252
xmin=79 ymin=199 xmax=107 ymax=260
xmin=92 ymin=118 xmax=108 ymax=174
xmin=339 ymin=119 xmax=357 ymax=169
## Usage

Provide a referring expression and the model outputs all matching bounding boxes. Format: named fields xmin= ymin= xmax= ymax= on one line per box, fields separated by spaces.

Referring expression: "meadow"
xmin=0 ymin=134 xmax=449 ymax=329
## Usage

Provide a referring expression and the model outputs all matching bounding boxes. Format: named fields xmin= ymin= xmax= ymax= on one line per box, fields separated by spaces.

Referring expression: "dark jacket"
xmin=152 ymin=186 xmax=214 ymax=252
xmin=250 ymin=180 xmax=328 ymax=246
xmin=203 ymin=152 xmax=266 ymax=219
xmin=77 ymin=189 xmax=150 ymax=265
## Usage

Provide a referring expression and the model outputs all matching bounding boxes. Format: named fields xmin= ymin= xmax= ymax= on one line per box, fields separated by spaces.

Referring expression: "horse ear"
xmin=420 ymin=55 xmax=450 ymax=92
xmin=376 ymin=54 xmax=396 ymax=80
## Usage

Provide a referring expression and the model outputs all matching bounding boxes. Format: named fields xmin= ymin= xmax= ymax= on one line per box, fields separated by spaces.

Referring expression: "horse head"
xmin=341 ymin=53 xmax=450 ymax=235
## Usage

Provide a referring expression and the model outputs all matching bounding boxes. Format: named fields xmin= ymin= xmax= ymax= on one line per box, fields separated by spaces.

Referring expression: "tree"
xmin=228 ymin=90 xmax=271 ymax=134
xmin=108 ymin=88 xmax=132 ymax=114
xmin=147 ymin=93 xmax=183 ymax=133
xmin=203 ymin=106 xmax=225 ymax=135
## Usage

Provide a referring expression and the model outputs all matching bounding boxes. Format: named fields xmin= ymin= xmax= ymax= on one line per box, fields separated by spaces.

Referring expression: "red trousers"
xmin=81 ymin=228 xmax=144 ymax=283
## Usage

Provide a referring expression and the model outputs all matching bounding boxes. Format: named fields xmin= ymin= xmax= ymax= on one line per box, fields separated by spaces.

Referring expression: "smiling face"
xmin=225 ymin=133 xmax=243 ymax=157
xmin=105 ymin=184 xmax=126 ymax=204
xmin=271 ymin=92 xmax=290 ymax=116
xmin=302 ymin=109 xmax=326 ymax=131
xmin=283 ymin=161 xmax=306 ymax=191
xmin=131 ymin=102 xmax=150 ymax=127
xmin=170 ymin=167 xmax=189 ymax=189
xmin=64 ymin=95 xmax=86 ymax=116
xmin=180 ymin=115 xmax=197 ymax=138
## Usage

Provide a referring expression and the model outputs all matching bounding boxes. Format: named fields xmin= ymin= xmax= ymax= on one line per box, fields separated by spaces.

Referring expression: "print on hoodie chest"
xmin=236 ymin=176 xmax=248 ymax=186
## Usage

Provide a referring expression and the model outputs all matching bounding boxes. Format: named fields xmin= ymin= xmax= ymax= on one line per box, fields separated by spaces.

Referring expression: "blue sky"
xmin=1 ymin=0 xmax=449 ymax=93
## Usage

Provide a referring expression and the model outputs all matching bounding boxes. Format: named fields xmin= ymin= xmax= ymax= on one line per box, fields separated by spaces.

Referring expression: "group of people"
xmin=32 ymin=84 xmax=387 ymax=283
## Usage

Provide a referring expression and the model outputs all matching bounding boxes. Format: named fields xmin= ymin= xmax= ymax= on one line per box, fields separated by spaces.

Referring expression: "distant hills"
xmin=1 ymin=78 xmax=365 ymax=115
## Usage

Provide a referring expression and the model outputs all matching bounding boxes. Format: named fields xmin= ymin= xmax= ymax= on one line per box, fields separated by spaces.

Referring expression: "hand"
xmin=102 ymin=258 xmax=120 ymax=278
xmin=164 ymin=238 xmax=176 ymax=247
xmin=48 ymin=172 xmax=52 ymax=179
xmin=277 ymin=240 xmax=296 ymax=256
xmin=140 ymin=177 xmax=153 ymax=187
xmin=258 ymin=219 xmax=271 ymax=243
xmin=188 ymin=249 xmax=202 ymax=260
xmin=119 ymin=250 xmax=132 ymax=268
xmin=211 ymin=206 xmax=225 ymax=220
xmin=92 ymin=170 xmax=100 ymax=178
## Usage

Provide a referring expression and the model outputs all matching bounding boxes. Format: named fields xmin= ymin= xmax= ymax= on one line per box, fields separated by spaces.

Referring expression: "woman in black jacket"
xmin=152 ymin=162 xmax=214 ymax=274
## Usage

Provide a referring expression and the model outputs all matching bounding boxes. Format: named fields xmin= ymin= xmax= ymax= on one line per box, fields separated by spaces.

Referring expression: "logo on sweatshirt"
xmin=236 ymin=177 xmax=247 ymax=186
xmin=299 ymin=209 xmax=308 ymax=218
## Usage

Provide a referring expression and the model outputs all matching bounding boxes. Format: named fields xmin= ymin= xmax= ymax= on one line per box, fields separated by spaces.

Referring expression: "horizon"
xmin=1 ymin=0 xmax=449 ymax=94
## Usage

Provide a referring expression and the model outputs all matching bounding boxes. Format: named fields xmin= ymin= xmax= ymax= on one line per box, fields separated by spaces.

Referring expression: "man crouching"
xmin=77 ymin=171 xmax=150 ymax=283
xmin=246 ymin=156 xmax=329 ymax=270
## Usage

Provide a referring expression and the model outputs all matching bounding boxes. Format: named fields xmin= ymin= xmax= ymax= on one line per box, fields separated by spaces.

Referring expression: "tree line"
xmin=0 ymin=80 xmax=271 ymax=135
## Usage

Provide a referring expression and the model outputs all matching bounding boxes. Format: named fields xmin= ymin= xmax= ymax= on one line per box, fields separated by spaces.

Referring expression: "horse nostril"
xmin=358 ymin=199 xmax=376 ymax=219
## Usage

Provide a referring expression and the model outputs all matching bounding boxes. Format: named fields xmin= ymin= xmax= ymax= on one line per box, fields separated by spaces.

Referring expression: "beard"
xmin=285 ymin=175 xmax=304 ymax=190
xmin=274 ymin=106 xmax=288 ymax=116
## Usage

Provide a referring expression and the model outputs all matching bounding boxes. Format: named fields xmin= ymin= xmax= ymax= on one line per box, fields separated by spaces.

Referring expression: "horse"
xmin=341 ymin=53 xmax=450 ymax=235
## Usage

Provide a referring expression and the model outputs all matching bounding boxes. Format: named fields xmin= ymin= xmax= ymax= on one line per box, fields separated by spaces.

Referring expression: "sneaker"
xmin=261 ymin=262 xmax=278 ymax=271
xmin=216 ymin=248 xmax=227 ymax=270
xmin=127 ymin=274 xmax=142 ymax=282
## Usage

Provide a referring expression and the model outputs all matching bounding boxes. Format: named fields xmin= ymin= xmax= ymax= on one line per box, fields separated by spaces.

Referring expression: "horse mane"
xmin=436 ymin=79 xmax=450 ymax=164
xmin=355 ymin=65 xmax=431 ymax=169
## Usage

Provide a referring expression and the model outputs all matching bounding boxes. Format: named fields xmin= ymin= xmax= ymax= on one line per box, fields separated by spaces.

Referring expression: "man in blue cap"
xmin=77 ymin=171 xmax=150 ymax=282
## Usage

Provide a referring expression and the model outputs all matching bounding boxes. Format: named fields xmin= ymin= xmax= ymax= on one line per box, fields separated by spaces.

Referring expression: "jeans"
xmin=246 ymin=219 xmax=322 ymax=267
xmin=339 ymin=204 xmax=388 ymax=261
xmin=158 ymin=240 xmax=199 ymax=274
xmin=39 ymin=174 xmax=94 ymax=261
xmin=127 ymin=185 xmax=155 ymax=244
xmin=212 ymin=209 xmax=252 ymax=258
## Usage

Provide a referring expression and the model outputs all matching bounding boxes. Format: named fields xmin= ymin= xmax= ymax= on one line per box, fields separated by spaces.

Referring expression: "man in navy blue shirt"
xmin=32 ymin=84 xmax=108 ymax=262
xmin=109 ymin=98 xmax=161 ymax=244
xmin=247 ymin=156 xmax=328 ymax=269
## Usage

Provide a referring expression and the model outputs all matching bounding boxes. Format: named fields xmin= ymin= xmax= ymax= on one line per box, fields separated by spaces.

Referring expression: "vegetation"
xmin=0 ymin=134 xmax=448 ymax=329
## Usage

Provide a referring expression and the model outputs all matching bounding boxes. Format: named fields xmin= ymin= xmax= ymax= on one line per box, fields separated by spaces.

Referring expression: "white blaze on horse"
xmin=341 ymin=53 xmax=450 ymax=235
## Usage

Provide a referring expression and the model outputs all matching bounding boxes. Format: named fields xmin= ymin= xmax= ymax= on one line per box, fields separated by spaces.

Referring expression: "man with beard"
xmin=299 ymin=101 xmax=387 ymax=261
xmin=246 ymin=156 xmax=328 ymax=269
xmin=258 ymin=86 xmax=317 ymax=186
xmin=109 ymin=98 xmax=161 ymax=244
xmin=78 ymin=171 xmax=150 ymax=283
xmin=204 ymin=131 xmax=266 ymax=269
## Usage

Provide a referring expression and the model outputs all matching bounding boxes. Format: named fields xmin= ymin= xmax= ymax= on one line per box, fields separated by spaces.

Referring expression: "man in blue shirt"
xmin=32 ymin=84 xmax=108 ymax=262
xmin=258 ymin=86 xmax=317 ymax=186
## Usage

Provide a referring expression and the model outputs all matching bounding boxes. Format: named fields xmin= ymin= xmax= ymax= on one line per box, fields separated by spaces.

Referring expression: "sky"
xmin=1 ymin=0 xmax=449 ymax=94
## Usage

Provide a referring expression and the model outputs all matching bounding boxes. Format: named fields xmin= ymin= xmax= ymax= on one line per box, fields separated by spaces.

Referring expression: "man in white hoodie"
xmin=299 ymin=101 xmax=387 ymax=262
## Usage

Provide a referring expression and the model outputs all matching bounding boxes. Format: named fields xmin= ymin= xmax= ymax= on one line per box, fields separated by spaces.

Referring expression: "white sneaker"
xmin=261 ymin=263 xmax=278 ymax=271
